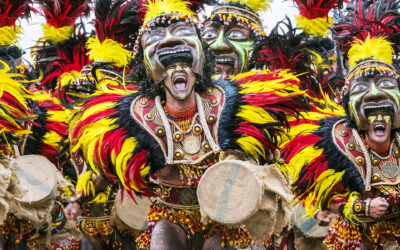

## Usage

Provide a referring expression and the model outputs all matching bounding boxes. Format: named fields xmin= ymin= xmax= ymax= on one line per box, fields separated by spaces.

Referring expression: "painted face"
xmin=140 ymin=22 xmax=205 ymax=84
xmin=202 ymin=22 xmax=254 ymax=80
xmin=348 ymin=74 xmax=400 ymax=145
xmin=163 ymin=62 xmax=196 ymax=101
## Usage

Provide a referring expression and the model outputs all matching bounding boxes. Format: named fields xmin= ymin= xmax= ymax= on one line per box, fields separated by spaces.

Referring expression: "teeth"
xmin=159 ymin=48 xmax=191 ymax=56
xmin=364 ymin=104 xmax=393 ymax=110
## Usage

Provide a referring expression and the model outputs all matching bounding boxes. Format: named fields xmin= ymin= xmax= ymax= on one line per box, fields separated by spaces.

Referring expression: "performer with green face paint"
xmin=283 ymin=1 xmax=400 ymax=248
xmin=201 ymin=0 xmax=268 ymax=80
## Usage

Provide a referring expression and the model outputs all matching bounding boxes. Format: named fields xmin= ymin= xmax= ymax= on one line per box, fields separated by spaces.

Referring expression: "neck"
xmin=165 ymin=93 xmax=196 ymax=113
xmin=365 ymin=134 xmax=391 ymax=154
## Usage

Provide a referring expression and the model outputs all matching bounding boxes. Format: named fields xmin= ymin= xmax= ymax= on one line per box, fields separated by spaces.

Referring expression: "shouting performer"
xmin=201 ymin=0 xmax=268 ymax=80
xmin=283 ymin=0 xmax=400 ymax=249
xmin=70 ymin=0 xmax=310 ymax=248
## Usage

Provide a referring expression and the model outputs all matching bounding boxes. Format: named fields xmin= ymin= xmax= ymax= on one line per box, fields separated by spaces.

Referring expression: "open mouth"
xmin=215 ymin=57 xmax=235 ymax=66
xmin=364 ymin=104 xmax=394 ymax=137
xmin=158 ymin=47 xmax=193 ymax=68
xmin=172 ymin=73 xmax=188 ymax=91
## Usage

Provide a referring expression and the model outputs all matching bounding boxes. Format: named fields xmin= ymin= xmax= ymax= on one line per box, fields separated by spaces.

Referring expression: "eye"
xmin=144 ymin=34 xmax=164 ymax=46
xmin=351 ymin=84 xmax=368 ymax=93
xmin=202 ymin=30 xmax=218 ymax=40
xmin=226 ymin=30 xmax=246 ymax=40
xmin=377 ymin=79 xmax=397 ymax=89
xmin=174 ymin=28 xmax=196 ymax=37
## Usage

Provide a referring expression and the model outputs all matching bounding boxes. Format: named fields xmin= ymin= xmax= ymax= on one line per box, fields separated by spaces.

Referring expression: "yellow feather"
xmin=89 ymin=186 xmax=112 ymax=204
xmin=42 ymin=24 xmax=74 ymax=44
xmin=237 ymin=105 xmax=276 ymax=124
xmin=86 ymin=36 xmax=131 ymax=67
xmin=43 ymin=131 xmax=62 ymax=147
xmin=224 ymin=0 xmax=272 ymax=12
xmin=0 ymin=26 xmax=22 ymax=46
xmin=342 ymin=191 xmax=361 ymax=224
xmin=115 ymin=137 xmax=139 ymax=190
xmin=295 ymin=16 xmax=332 ymax=37
xmin=143 ymin=0 xmax=195 ymax=25
xmin=58 ymin=70 xmax=80 ymax=88
xmin=288 ymin=146 xmax=323 ymax=182
xmin=76 ymin=170 xmax=96 ymax=197
xmin=348 ymin=36 xmax=393 ymax=68
xmin=236 ymin=136 xmax=266 ymax=159
xmin=304 ymin=169 xmax=345 ymax=216
xmin=279 ymin=123 xmax=319 ymax=148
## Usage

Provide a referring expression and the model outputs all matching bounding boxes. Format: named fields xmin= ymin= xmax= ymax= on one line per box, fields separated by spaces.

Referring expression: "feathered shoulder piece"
xmin=24 ymin=90 xmax=73 ymax=170
xmin=282 ymin=116 xmax=365 ymax=218
xmin=254 ymin=18 xmax=338 ymax=98
xmin=0 ymin=60 xmax=36 ymax=157
xmin=293 ymin=0 xmax=346 ymax=37
xmin=70 ymin=69 xmax=310 ymax=198
xmin=37 ymin=0 xmax=91 ymax=44
xmin=218 ymin=69 xmax=310 ymax=162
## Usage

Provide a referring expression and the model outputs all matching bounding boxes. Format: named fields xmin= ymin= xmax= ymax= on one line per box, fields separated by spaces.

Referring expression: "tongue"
xmin=375 ymin=129 xmax=385 ymax=136
xmin=175 ymin=83 xmax=186 ymax=91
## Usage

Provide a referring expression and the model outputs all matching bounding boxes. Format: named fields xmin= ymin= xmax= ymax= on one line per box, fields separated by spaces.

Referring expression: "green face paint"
xmin=202 ymin=22 xmax=255 ymax=75
xmin=348 ymin=74 xmax=400 ymax=130
xmin=140 ymin=22 xmax=205 ymax=84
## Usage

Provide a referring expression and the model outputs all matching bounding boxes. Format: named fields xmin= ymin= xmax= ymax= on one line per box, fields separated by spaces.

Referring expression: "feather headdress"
xmin=293 ymin=0 xmax=346 ymax=37
xmin=205 ymin=0 xmax=271 ymax=37
xmin=332 ymin=0 xmax=400 ymax=96
xmin=86 ymin=0 xmax=141 ymax=68
xmin=0 ymin=0 xmax=33 ymax=46
xmin=37 ymin=0 xmax=91 ymax=44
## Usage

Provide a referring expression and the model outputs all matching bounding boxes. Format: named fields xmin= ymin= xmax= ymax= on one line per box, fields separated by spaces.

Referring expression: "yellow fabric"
xmin=143 ymin=0 xmax=195 ymax=25
xmin=0 ymin=26 xmax=22 ymax=46
xmin=86 ymin=36 xmax=131 ymax=67
xmin=42 ymin=24 xmax=74 ymax=44
xmin=348 ymin=36 xmax=393 ymax=68
xmin=295 ymin=15 xmax=332 ymax=37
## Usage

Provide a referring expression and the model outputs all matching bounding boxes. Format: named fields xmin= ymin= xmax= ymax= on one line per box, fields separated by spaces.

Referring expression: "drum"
xmin=293 ymin=204 xmax=333 ymax=238
xmin=11 ymin=155 xmax=57 ymax=206
xmin=197 ymin=160 xmax=263 ymax=225
xmin=197 ymin=160 xmax=293 ymax=238
xmin=113 ymin=189 xmax=152 ymax=231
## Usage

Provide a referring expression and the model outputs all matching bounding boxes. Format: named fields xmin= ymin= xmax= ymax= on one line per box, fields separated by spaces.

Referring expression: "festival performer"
xmin=69 ymin=0 xmax=312 ymax=248
xmin=201 ymin=0 xmax=268 ymax=80
xmin=65 ymin=1 xmax=144 ymax=249
xmin=283 ymin=0 xmax=400 ymax=248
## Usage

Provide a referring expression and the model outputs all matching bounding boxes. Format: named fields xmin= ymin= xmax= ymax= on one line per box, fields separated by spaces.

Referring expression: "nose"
xmin=210 ymin=30 xmax=232 ymax=53
xmin=363 ymin=81 xmax=387 ymax=102
xmin=157 ymin=31 xmax=185 ymax=50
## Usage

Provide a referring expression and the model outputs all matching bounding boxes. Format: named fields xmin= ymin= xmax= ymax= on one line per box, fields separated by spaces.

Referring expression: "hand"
xmin=315 ymin=211 xmax=331 ymax=226
xmin=369 ymin=197 xmax=389 ymax=219
xmin=63 ymin=202 xmax=80 ymax=220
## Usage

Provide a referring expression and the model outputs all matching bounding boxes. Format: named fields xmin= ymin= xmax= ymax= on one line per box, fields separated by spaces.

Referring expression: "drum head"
xmin=13 ymin=155 xmax=57 ymax=205
xmin=115 ymin=189 xmax=151 ymax=231
xmin=197 ymin=160 xmax=263 ymax=225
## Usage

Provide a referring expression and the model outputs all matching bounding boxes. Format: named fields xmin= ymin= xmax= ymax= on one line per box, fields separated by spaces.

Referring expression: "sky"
xmin=19 ymin=1 xmax=298 ymax=62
